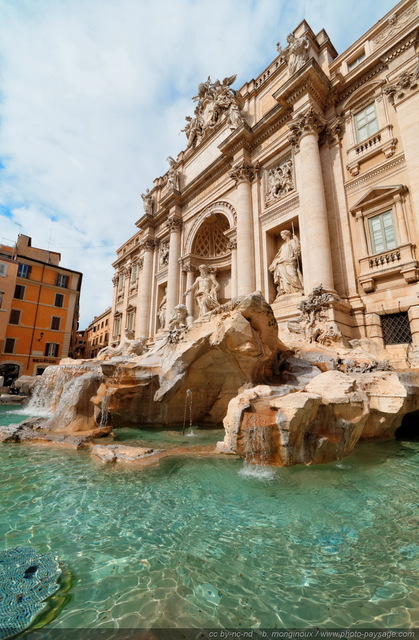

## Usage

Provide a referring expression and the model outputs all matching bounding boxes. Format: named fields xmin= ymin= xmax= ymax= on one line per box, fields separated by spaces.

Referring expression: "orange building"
xmin=0 ymin=235 xmax=82 ymax=382
xmin=83 ymin=308 xmax=111 ymax=359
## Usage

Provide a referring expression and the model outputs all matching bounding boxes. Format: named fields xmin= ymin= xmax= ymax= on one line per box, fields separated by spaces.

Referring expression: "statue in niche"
xmin=269 ymin=230 xmax=303 ymax=298
xmin=184 ymin=264 xmax=220 ymax=317
xmin=286 ymin=33 xmax=310 ymax=75
xmin=96 ymin=329 xmax=147 ymax=360
xmin=266 ymin=159 xmax=294 ymax=204
xmin=158 ymin=288 xmax=167 ymax=329
xmin=141 ymin=189 xmax=154 ymax=215
xmin=166 ymin=156 xmax=180 ymax=191
xmin=160 ymin=241 xmax=169 ymax=267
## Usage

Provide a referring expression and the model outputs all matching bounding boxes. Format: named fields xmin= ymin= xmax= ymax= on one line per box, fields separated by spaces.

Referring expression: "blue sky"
xmin=0 ymin=0 xmax=398 ymax=328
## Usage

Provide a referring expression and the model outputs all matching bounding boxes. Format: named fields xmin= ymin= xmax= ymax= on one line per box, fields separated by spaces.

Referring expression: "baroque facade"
xmin=111 ymin=0 xmax=419 ymax=365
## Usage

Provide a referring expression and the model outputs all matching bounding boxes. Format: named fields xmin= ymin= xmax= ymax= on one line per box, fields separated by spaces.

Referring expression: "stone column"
xmin=121 ymin=263 xmax=132 ymax=331
xmin=136 ymin=240 xmax=155 ymax=338
xmin=228 ymin=240 xmax=238 ymax=298
xmin=229 ymin=160 xmax=257 ymax=296
xmin=289 ymin=107 xmax=334 ymax=292
xmin=182 ymin=263 xmax=196 ymax=318
xmin=110 ymin=274 xmax=119 ymax=340
xmin=166 ymin=216 xmax=183 ymax=325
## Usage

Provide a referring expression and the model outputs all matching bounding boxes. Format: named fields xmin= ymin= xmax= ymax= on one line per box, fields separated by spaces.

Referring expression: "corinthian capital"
xmin=288 ymin=107 xmax=325 ymax=147
xmin=229 ymin=159 xmax=259 ymax=185
xmin=141 ymin=238 xmax=157 ymax=251
xmin=167 ymin=216 xmax=183 ymax=232
xmin=112 ymin=274 xmax=119 ymax=286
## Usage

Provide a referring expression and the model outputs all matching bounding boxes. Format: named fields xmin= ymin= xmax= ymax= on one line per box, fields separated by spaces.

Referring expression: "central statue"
xmin=184 ymin=264 xmax=220 ymax=317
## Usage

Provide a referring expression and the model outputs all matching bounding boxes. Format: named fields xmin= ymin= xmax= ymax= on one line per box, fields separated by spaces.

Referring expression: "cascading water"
xmin=23 ymin=366 xmax=89 ymax=416
xmin=240 ymin=422 xmax=276 ymax=479
xmin=183 ymin=389 xmax=196 ymax=436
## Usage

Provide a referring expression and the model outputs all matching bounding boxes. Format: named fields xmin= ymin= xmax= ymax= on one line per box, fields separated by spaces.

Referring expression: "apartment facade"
xmin=83 ymin=308 xmax=111 ymax=359
xmin=0 ymin=235 xmax=82 ymax=380
xmin=109 ymin=0 xmax=419 ymax=366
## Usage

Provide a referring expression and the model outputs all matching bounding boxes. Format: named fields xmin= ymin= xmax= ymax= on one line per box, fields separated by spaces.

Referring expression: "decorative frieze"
xmin=373 ymin=4 xmax=417 ymax=46
xmin=265 ymin=158 xmax=294 ymax=206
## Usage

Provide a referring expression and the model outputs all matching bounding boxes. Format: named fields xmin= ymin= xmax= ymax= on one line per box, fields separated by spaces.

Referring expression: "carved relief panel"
xmin=265 ymin=157 xmax=294 ymax=206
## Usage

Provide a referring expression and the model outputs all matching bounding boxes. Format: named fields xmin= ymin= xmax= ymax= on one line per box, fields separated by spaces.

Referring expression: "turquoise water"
xmin=0 ymin=405 xmax=419 ymax=629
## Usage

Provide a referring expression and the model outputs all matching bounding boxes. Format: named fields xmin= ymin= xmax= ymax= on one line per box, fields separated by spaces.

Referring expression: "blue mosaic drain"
xmin=0 ymin=546 xmax=61 ymax=639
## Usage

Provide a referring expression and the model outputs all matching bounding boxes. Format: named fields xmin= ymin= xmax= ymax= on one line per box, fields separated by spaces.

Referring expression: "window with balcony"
xmin=9 ymin=309 xmax=21 ymax=325
xmin=355 ymin=103 xmax=378 ymax=142
xmin=369 ymin=211 xmax=397 ymax=254
xmin=354 ymin=103 xmax=379 ymax=143
xmin=17 ymin=263 xmax=31 ymax=279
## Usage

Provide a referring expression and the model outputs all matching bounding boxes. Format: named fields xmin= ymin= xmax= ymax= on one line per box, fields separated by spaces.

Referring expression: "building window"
xmin=369 ymin=211 xmax=397 ymax=254
xmin=0 ymin=263 xmax=8 ymax=277
xmin=131 ymin=263 xmax=139 ymax=282
xmin=56 ymin=274 xmax=69 ymax=288
xmin=113 ymin=316 xmax=121 ymax=337
xmin=17 ymin=263 xmax=31 ymax=279
xmin=105 ymin=319 xmax=108 ymax=326
xmin=45 ymin=343 xmax=59 ymax=357
xmin=127 ymin=311 xmax=135 ymax=332
xmin=354 ymin=103 xmax=379 ymax=143
xmin=4 ymin=338 xmax=16 ymax=354
xmin=118 ymin=272 xmax=125 ymax=291
xmin=381 ymin=312 xmax=412 ymax=345
xmin=9 ymin=309 xmax=21 ymax=325
xmin=54 ymin=293 xmax=64 ymax=308
xmin=51 ymin=316 xmax=61 ymax=331
xmin=348 ymin=50 xmax=365 ymax=72
xmin=14 ymin=284 xmax=25 ymax=300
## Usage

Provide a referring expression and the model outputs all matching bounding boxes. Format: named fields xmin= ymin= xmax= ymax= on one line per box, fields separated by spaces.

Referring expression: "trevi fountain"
xmin=1 ymin=289 xmax=419 ymax=634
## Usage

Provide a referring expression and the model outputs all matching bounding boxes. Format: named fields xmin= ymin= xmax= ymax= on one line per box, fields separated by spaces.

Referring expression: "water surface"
xmin=0 ymin=405 xmax=418 ymax=629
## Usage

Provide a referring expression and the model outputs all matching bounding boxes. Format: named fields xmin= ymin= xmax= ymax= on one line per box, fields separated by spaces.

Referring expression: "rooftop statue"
xmin=286 ymin=33 xmax=310 ymax=75
xmin=181 ymin=75 xmax=244 ymax=150
xmin=141 ymin=189 xmax=154 ymax=215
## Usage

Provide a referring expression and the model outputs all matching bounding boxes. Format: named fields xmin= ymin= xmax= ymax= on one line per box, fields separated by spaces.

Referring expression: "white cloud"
xmin=0 ymin=0 xmax=397 ymax=327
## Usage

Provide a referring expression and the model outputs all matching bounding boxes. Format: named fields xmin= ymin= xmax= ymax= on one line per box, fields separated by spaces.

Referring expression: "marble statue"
xmin=168 ymin=304 xmax=188 ymax=331
xmin=182 ymin=75 xmax=244 ymax=149
xmin=269 ymin=230 xmax=303 ymax=298
xmin=184 ymin=264 xmax=220 ymax=317
xmin=286 ymin=33 xmax=310 ymax=75
xmin=96 ymin=328 xmax=147 ymax=360
xmin=141 ymin=189 xmax=154 ymax=215
xmin=166 ymin=157 xmax=180 ymax=191
xmin=158 ymin=288 xmax=167 ymax=329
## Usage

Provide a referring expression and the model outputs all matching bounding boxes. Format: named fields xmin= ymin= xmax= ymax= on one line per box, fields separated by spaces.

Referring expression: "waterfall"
xmin=245 ymin=424 xmax=274 ymax=466
xmin=24 ymin=363 xmax=102 ymax=417
xmin=183 ymin=389 xmax=195 ymax=435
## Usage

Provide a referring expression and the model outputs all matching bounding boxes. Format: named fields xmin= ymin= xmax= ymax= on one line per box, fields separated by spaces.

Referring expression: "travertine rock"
xmin=91 ymin=445 xmax=159 ymax=463
xmin=218 ymin=369 xmax=419 ymax=466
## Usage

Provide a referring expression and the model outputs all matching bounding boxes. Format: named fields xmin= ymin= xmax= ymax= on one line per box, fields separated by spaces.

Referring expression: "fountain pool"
xmin=0 ymin=405 xmax=419 ymax=629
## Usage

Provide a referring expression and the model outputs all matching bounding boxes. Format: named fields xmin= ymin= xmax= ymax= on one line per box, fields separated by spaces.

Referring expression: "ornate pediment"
xmin=351 ymin=185 xmax=405 ymax=212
